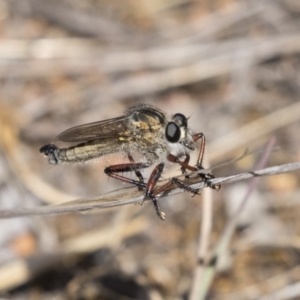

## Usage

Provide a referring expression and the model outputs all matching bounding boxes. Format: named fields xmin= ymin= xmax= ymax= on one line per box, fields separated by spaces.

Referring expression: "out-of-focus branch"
xmin=10 ymin=0 xmax=134 ymax=42
xmin=1 ymin=34 xmax=300 ymax=78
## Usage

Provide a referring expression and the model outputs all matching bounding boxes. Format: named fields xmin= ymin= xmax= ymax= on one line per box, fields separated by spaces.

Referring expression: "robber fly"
xmin=40 ymin=104 xmax=219 ymax=220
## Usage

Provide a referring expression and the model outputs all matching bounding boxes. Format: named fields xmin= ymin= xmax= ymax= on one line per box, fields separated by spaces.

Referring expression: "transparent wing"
xmin=56 ymin=115 xmax=129 ymax=143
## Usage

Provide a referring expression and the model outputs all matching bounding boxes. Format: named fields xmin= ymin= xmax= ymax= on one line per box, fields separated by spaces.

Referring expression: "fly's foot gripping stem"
xmin=198 ymin=172 xmax=221 ymax=191
xmin=170 ymin=177 xmax=200 ymax=196
xmin=145 ymin=191 xmax=166 ymax=221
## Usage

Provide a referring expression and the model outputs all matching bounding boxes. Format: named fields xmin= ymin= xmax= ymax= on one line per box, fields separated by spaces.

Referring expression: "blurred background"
xmin=0 ymin=0 xmax=300 ymax=299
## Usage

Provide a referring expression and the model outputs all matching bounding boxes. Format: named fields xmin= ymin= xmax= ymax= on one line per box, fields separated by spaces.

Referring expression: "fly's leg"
xmin=128 ymin=154 xmax=144 ymax=190
xmin=167 ymin=154 xmax=198 ymax=172
xmin=104 ymin=162 xmax=149 ymax=190
xmin=192 ymin=132 xmax=205 ymax=169
xmin=180 ymin=154 xmax=190 ymax=177
xmin=105 ymin=161 xmax=170 ymax=220
xmin=193 ymin=132 xmax=221 ymax=191
xmin=167 ymin=154 xmax=200 ymax=196
xmin=145 ymin=162 xmax=202 ymax=221
xmin=105 ymin=161 xmax=166 ymax=219
xmin=167 ymin=132 xmax=221 ymax=191
xmin=145 ymin=163 xmax=166 ymax=220
xmin=154 ymin=176 xmax=201 ymax=197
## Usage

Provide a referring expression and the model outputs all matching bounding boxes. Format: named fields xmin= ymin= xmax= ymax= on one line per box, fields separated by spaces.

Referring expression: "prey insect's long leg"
xmin=104 ymin=162 xmax=149 ymax=190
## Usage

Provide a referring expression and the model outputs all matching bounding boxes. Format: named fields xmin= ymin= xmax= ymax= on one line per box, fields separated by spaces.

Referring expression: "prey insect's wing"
xmin=56 ymin=115 xmax=129 ymax=142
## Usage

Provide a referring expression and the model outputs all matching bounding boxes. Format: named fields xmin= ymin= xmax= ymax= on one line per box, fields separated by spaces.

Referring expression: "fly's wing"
xmin=56 ymin=115 xmax=129 ymax=143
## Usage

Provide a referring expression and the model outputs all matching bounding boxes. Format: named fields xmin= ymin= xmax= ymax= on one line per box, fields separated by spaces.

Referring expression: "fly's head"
xmin=165 ymin=113 xmax=195 ymax=157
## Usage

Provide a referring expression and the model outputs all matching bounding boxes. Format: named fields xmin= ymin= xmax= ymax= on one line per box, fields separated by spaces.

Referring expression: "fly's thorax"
xmin=125 ymin=105 xmax=166 ymax=153
xmin=128 ymin=110 xmax=164 ymax=135
xmin=127 ymin=104 xmax=166 ymax=125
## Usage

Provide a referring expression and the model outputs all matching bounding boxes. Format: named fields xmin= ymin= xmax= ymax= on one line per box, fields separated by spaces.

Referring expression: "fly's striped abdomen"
xmin=59 ymin=142 xmax=97 ymax=162
xmin=40 ymin=139 xmax=124 ymax=165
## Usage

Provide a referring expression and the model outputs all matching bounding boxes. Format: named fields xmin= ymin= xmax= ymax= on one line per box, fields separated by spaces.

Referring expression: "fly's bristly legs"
xmin=194 ymin=133 xmax=221 ymax=191
xmin=145 ymin=134 xmax=220 ymax=220
xmin=104 ymin=133 xmax=219 ymax=221
xmin=128 ymin=153 xmax=145 ymax=190
xmin=104 ymin=160 xmax=149 ymax=191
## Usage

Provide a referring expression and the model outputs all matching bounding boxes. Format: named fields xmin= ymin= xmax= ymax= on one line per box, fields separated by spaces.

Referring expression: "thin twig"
xmin=0 ymin=161 xmax=299 ymax=219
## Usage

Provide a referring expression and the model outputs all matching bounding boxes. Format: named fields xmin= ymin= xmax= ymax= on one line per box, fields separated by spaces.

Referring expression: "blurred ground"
xmin=0 ymin=0 xmax=300 ymax=299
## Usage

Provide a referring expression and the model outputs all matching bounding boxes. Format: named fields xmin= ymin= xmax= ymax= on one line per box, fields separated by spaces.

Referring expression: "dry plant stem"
xmin=196 ymin=145 xmax=213 ymax=267
xmin=198 ymin=186 xmax=213 ymax=263
xmin=0 ymin=108 xmax=76 ymax=204
xmin=190 ymin=184 xmax=213 ymax=295
xmin=208 ymin=100 xmax=300 ymax=162
xmin=190 ymin=162 xmax=214 ymax=297
xmin=0 ymin=159 xmax=299 ymax=219
xmin=189 ymin=138 xmax=276 ymax=300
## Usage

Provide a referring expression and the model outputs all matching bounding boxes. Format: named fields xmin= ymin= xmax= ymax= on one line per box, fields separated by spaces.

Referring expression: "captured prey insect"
xmin=40 ymin=104 xmax=220 ymax=220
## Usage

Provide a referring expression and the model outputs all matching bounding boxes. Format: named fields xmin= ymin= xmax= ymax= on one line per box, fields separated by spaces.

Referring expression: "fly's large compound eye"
xmin=174 ymin=113 xmax=188 ymax=127
xmin=166 ymin=122 xmax=181 ymax=143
